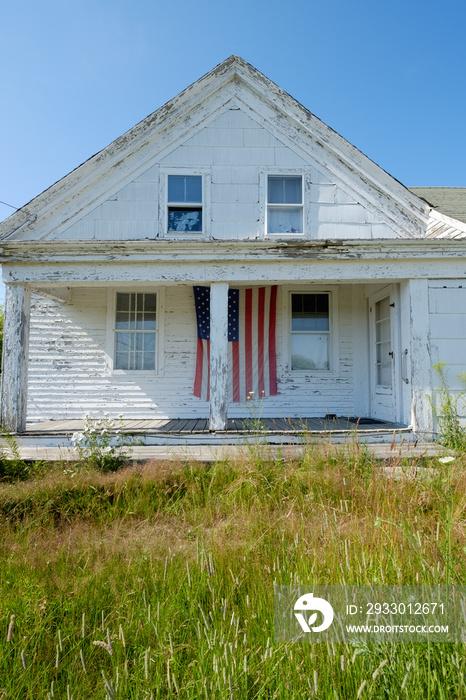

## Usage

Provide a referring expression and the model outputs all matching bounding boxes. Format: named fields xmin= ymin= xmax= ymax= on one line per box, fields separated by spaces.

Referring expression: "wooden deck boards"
xmin=25 ymin=417 xmax=408 ymax=436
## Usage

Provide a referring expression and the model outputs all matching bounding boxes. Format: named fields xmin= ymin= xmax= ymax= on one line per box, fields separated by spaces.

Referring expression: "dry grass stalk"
xmin=6 ymin=614 xmax=15 ymax=643
xmin=93 ymin=640 xmax=113 ymax=655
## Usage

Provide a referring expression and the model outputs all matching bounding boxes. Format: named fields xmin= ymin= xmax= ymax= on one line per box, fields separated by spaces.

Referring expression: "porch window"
xmin=114 ymin=292 xmax=156 ymax=370
xmin=291 ymin=293 xmax=330 ymax=370
xmin=167 ymin=175 xmax=202 ymax=233
xmin=267 ymin=175 xmax=303 ymax=234
xmin=375 ymin=296 xmax=391 ymax=387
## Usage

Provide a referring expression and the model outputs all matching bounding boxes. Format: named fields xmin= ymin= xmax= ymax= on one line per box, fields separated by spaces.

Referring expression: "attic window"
xmin=267 ymin=175 xmax=303 ymax=234
xmin=167 ymin=175 xmax=202 ymax=233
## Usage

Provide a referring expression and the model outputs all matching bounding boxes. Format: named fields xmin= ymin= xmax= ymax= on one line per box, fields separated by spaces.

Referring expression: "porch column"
xmin=209 ymin=281 xmax=229 ymax=431
xmin=407 ymin=279 xmax=433 ymax=437
xmin=1 ymin=284 xmax=31 ymax=433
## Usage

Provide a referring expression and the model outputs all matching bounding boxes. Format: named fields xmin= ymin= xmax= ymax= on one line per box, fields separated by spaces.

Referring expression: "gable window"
xmin=114 ymin=292 xmax=157 ymax=370
xmin=167 ymin=175 xmax=202 ymax=233
xmin=291 ymin=293 xmax=330 ymax=370
xmin=267 ymin=175 xmax=303 ymax=234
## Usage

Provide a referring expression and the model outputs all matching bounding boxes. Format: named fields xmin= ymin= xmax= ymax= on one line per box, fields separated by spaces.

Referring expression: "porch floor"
xmin=5 ymin=416 xmax=445 ymax=460
xmin=24 ymin=416 xmax=408 ymax=437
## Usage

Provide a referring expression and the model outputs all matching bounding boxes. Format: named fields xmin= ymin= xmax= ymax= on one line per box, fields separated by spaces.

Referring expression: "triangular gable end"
xmin=51 ymin=102 xmax=401 ymax=242
xmin=0 ymin=56 xmax=430 ymax=242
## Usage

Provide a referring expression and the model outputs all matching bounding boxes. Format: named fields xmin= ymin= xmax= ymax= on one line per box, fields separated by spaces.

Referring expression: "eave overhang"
xmin=1 ymin=237 xmax=465 ymax=265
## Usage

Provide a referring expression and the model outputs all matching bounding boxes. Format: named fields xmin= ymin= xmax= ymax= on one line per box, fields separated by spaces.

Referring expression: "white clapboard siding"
xmin=428 ymin=281 xmax=466 ymax=421
xmin=55 ymin=106 xmax=399 ymax=243
xmin=27 ymin=284 xmax=360 ymax=422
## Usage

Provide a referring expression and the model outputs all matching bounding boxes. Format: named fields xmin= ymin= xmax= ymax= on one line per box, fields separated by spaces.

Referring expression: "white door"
xmin=369 ymin=288 xmax=397 ymax=421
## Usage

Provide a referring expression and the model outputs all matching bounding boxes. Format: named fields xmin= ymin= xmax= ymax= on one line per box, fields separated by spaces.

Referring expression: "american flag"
xmin=193 ymin=285 xmax=277 ymax=402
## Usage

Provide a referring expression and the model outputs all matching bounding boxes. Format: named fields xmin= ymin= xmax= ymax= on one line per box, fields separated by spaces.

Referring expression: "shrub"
xmin=71 ymin=414 xmax=141 ymax=472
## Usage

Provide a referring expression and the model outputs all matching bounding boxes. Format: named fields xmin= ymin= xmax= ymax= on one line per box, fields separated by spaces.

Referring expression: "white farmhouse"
xmin=1 ymin=56 xmax=466 ymax=440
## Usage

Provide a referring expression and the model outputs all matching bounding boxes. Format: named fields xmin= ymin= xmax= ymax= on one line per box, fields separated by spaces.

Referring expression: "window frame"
xmin=105 ymin=288 xmax=165 ymax=376
xmin=285 ymin=287 xmax=339 ymax=375
xmin=260 ymin=168 xmax=311 ymax=239
xmin=159 ymin=168 xmax=211 ymax=239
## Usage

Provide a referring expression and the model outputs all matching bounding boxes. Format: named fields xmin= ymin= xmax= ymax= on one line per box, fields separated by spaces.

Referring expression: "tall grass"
xmin=0 ymin=443 xmax=465 ymax=698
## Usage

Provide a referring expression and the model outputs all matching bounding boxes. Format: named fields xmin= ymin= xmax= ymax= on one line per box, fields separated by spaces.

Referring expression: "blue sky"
xmin=1 ymin=0 xmax=465 ymax=233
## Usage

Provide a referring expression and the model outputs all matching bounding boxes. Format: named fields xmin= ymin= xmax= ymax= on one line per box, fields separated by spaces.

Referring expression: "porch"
xmin=0 ymin=266 xmax=434 ymax=440
xmin=22 ymin=415 xmax=412 ymax=446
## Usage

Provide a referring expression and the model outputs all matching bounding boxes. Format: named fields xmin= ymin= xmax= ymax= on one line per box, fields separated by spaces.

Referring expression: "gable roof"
xmin=0 ymin=56 xmax=431 ymax=242
xmin=409 ymin=188 xmax=466 ymax=224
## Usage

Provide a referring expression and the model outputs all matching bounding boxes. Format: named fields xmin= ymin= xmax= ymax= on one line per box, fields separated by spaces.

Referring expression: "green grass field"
xmin=0 ymin=441 xmax=465 ymax=698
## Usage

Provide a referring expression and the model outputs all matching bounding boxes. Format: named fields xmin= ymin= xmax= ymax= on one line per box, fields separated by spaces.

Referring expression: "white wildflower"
xmin=439 ymin=456 xmax=455 ymax=464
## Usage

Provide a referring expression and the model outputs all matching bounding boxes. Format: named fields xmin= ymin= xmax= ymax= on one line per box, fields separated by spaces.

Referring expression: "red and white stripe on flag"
xmin=193 ymin=285 xmax=277 ymax=403
xmin=193 ymin=337 xmax=210 ymax=401
xmin=228 ymin=286 xmax=277 ymax=403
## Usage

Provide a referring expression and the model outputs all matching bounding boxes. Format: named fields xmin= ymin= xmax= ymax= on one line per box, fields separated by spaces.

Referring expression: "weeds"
xmin=430 ymin=362 xmax=466 ymax=449
xmin=0 ymin=447 xmax=465 ymax=697
xmin=0 ymin=428 xmax=45 ymax=483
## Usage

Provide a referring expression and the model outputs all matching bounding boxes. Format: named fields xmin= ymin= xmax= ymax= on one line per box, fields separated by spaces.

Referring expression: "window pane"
xmin=376 ymin=319 xmax=390 ymax=343
xmin=115 ymin=353 xmax=129 ymax=370
xmin=116 ymin=312 xmax=131 ymax=329
xmin=293 ymin=316 xmax=329 ymax=332
xmin=144 ymin=294 xmax=157 ymax=313
xmin=291 ymin=334 xmax=329 ymax=370
xmin=268 ymin=177 xmax=285 ymax=203
xmin=375 ymin=297 xmax=390 ymax=322
xmin=268 ymin=176 xmax=302 ymax=204
xmin=116 ymin=332 xmax=133 ymax=354
xmin=168 ymin=175 xmax=202 ymax=203
xmin=284 ymin=177 xmax=302 ymax=204
xmin=267 ymin=207 xmax=302 ymax=234
xmin=184 ymin=176 xmax=202 ymax=203
xmin=292 ymin=294 xmax=329 ymax=331
xmin=168 ymin=176 xmax=185 ymax=202
xmin=116 ymin=293 xmax=130 ymax=312
xmin=376 ymin=351 xmax=392 ymax=386
xmin=143 ymin=334 xmax=156 ymax=370
xmin=168 ymin=208 xmax=202 ymax=232
xmin=134 ymin=352 xmax=144 ymax=370
xmin=143 ymin=354 xmax=155 ymax=371
xmin=142 ymin=313 xmax=156 ymax=330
